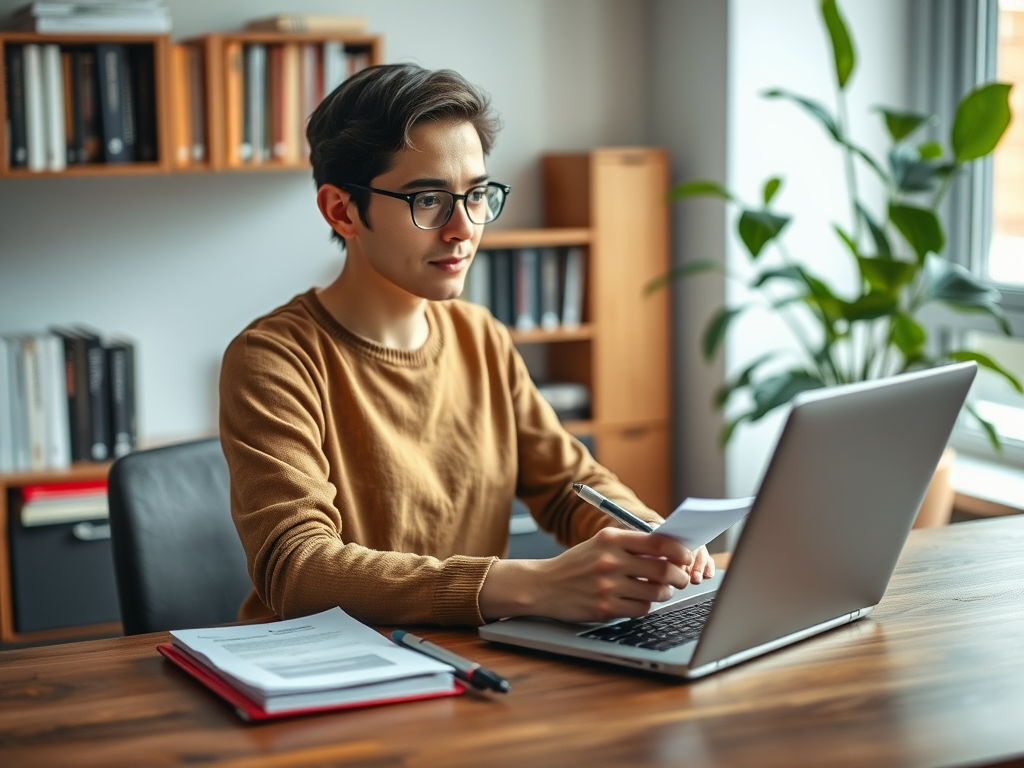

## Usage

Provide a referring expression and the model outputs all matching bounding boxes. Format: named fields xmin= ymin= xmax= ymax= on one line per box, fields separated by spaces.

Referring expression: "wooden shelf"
xmin=509 ymin=324 xmax=594 ymax=344
xmin=481 ymin=227 xmax=590 ymax=249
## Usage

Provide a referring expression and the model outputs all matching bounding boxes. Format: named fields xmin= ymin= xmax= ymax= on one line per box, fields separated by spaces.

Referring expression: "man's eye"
xmin=467 ymin=188 xmax=487 ymax=204
xmin=415 ymin=194 xmax=442 ymax=209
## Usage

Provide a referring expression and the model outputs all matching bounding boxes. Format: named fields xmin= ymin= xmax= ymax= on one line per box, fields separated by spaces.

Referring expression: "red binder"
xmin=158 ymin=643 xmax=464 ymax=722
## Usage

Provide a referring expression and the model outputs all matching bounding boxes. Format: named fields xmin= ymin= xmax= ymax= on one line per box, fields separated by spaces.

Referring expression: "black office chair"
xmin=107 ymin=437 xmax=253 ymax=635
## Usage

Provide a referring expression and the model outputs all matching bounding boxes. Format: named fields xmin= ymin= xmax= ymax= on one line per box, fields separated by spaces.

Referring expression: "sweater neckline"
xmin=301 ymin=289 xmax=445 ymax=367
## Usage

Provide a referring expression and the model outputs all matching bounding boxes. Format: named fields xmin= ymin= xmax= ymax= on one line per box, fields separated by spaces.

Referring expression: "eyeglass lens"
xmin=412 ymin=185 xmax=506 ymax=229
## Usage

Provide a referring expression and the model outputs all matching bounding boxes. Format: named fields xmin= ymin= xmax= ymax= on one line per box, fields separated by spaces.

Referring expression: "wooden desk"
xmin=2 ymin=518 xmax=1023 ymax=768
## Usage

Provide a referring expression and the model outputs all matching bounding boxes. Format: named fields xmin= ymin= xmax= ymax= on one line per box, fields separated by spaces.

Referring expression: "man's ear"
xmin=317 ymin=184 xmax=361 ymax=239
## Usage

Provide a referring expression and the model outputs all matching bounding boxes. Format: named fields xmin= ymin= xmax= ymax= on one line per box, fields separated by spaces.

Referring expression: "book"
xmin=5 ymin=45 xmax=28 ymax=168
xmin=245 ymin=14 xmax=367 ymax=33
xmin=105 ymin=337 xmax=136 ymax=458
xmin=514 ymin=248 xmax=540 ymax=332
xmin=40 ymin=43 xmax=66 ymax=171
xmin=61 ymin=50 xmax=74 ymax=164
xmin=21 ymin=336 xmax=47 ymax=469
xmin=224 ymin=41 xmax=244 ymax=166
xmin=19 ymin=479 xmax=108 ymax=527
xmin=245 ymin=44 xmax=267 ymax=164
xmin=95 ymin=43 xmax=130 ymax=163
xmin=299 ymin=43 xmax=320 ymax=158
xmin=539 ymin=247 xmax=561 ymax=330
xmin=131 ymin=44 xmax=158 ymax=162
xmin=267 ymin=45 xmax=284 ymax=161
xmin=76 ymin=327 xmax=109 ymax=461
xmin=22 ymin=43 xmax=46 ymax=172
xmin=3 ymin=337 xmax=31 ymax=470
xmin=186 ymin=45 xmax=205 ymax=162
xmin=169 ymin=44 xmax=191 ymax=167
xmin=281 ymin=43 xmax=301 ymax=163
xmin=464 ymin=249 xmax=492 ymax=308
xmin=322 ymin=41 xmax=345 ymax=95
xmin=0 ymin=337 xmax=13 ymax=472
xmin=39 ymin=334 xmax=71 ymax=469
xmin=10 ymin=3 xmax=173 ymax=34
xmin=561 ymin=246 xmax=586 ymax=328
xmin=50 ymin=327 xmax=90 ymax=462
xmin=160 ymin=607 xmax=461 ymax=721
xmin=490 ymin=249 xmax=515 ymax=326
xmin=69 ymin=48 xmax=101 ymax=163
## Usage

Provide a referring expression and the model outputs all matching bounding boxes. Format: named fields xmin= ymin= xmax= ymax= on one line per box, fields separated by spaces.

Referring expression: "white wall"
xmin=0 ymin=0 xmax=648 ymax=444
xmin=724 ymin=0 xmax=911 ymax=495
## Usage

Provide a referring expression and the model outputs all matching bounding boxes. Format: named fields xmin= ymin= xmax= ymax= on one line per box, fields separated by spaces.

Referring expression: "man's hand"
xmin=479 ymin=529 xmax=715 ymax=623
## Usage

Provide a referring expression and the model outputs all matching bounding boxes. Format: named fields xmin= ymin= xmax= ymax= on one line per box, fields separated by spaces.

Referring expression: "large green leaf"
xmin=917 ymin=141 xmax=943 ymax=160
xmin=952 ymin=82 xmax=1013 ymax=162
xmin=820 ymin=0 xmax=855 ymax=89
xmin=947 ymin=350 xmax=1024 ymax=393
xmin=856 ymin=203 xmax=892 ymax=257
xmin=763 ymin=89 xmax=841 ymax=140
xmin=799 ymin=270 xmax=845 ymax=327
xmin=644 ymin=259 xmax=722 ymax=294
xmin=875 ymin=108 xmax=935 ymax=142
xmin=856 ymin=256 xmax=916 ymax=292
xmin=834 ymin=225 xmax=859 ymax=259
xmin=892 ymin=313 xmax=926 ymax=359
xmin=752 ymin=265 xmax=804 ymax=288
xmin=763 ymin=176 xmax=783 ymax=206
xmin=840 ymin=291 xmax=899 ymax=322
xmin=738 ymin=210 xmax=791 ymax=259
xmin=714 ymin=353 xmax=778 ymax=408
xmin=669 ymin=179 xmax=735 ymax=202
xmin=922 ymin=256 xmax=1011 ymax=334
xmin=889 ymin=203 xmax=945 ymax=263
xmin=750 ymin=371 xmax=825 ymax=421
xmin=702 ymin=305 xmax=748 ymax=361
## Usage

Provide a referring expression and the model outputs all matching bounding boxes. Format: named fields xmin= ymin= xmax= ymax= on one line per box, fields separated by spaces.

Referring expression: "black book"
xmin=130 ymin=45 xmax=157 ymax=162
xmin=5 ymin=45 xmax=28 ymax=168
xmin=76 ymin=328 xmax=110 ymax=461
xmin=69 ymin=48 xmax=102 ymax=163
xmin=105 ymin=338 xmax=136 ymax=458
xmin=490 ymin=249 xmax=515 ymax=326
xmin=95 ymin=43 xmax=131 ymax=163
xmin=49 ymin=328 xmax=89 ymax=462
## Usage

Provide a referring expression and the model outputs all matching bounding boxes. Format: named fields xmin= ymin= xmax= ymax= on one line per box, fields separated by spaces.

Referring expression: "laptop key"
xmin=578 ymin=599 xmax=716 ymax=651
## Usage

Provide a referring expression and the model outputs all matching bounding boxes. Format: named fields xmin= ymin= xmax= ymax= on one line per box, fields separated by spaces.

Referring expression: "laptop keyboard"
xmin=578 ymin=599 xmax=716 ymax=652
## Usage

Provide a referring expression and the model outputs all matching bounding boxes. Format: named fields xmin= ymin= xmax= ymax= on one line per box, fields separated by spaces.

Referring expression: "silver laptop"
xmin=480 ymin=362 xmax=977 ymax=679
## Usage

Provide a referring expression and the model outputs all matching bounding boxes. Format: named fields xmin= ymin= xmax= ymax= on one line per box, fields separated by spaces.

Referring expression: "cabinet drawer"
xmin=597 ymin=423 xmax=671 ymax=516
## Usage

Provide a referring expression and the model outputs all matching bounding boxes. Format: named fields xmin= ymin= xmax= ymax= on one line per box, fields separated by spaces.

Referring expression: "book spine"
xmin=106 ymin=340 xmax=136 ymax=458
xmin=514 ymin=248 xmax=539 ymax=332
xmin=561 ymin=246 xmax=585 ymax=328
xmin=80 ymin=332 xmax=110 ymax=461
xmin=0 ymin=337 xmax=12 ymax=472
xmin=322 ymin=41 xmax=344 ymax=95
xmin=132 ymin=44 xmax=158 ymax=162
xmin=5 ymin=45 xmax=28 ymax=168
xmin=539 ymin=247 xmax=561 ymax=330
xmin=224 ymin=41 xmax=244 ymax=166
xmin=61 ymin=49 xmax=74 ymax=164
xmin=22 ymin=336 xmax=47 ymax=469
xmin=41 ymin=335 xmax=70 ymax=469
xmin=170 ymin=44 xmax=191 ymax=167
xmin=72 ymin=48 xmax=101 ymax=163
xmin=96 ymin=43 xmax=128 ymax=163
xmin=246 ymin=44 xmax=266 ymax=164
xmin=282 ymin=43 xmax=301 ymax=164
xmin=118 ymin=44 xmax=136 ymax=162
xmin=490 ymin=250 xmax=514 ymax=327
xmin=268 ymin=45 xmax=284 ymax=161
xmin=41 ymin=43 xmax=66 ymax=171
xmin=22 ymin=44 xmax=46 ymax=171
xmin=299 ymin=43 xmax=318 ymax=159
xmin=187 ymin=45 xmax=205 ymax=162
xmin=464 ymin=250 xmax=492 ymax=308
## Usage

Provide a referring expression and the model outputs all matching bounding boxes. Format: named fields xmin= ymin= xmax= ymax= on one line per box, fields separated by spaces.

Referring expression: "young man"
xmin=219 ymin=64 xmax=714 ymax=627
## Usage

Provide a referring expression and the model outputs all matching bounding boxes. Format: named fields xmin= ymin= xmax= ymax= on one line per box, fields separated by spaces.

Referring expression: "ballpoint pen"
xmin=572 ymin=482 xmax=655 ymax=533
xmin=392 ymin=630 xmax=511 ymax=694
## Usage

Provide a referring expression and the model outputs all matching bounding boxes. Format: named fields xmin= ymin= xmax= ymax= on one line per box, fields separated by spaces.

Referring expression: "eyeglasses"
xmin=343 ymin=182 xmax=511 ymax=230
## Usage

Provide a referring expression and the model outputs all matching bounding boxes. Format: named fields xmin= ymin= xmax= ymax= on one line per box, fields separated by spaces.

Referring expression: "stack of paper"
xmin=160 ymin=607 xmax=461 ymax=720
xmin=8 ymin=1 xmax=172 ymax=33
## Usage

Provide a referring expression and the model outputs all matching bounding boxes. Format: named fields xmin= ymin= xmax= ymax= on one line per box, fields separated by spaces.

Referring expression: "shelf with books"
xmin=188 ymin=31 xmax=383 ymax=172
xmin=0 ymin=32 xmax=171 ymax=178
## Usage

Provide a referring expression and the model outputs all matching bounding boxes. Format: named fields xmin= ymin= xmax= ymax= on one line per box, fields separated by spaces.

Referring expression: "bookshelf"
xmin=0 ymin=461 xmax=118 ymax=646
xmin=480 ymin=148 xmax=672 ymax=514
xmin=0 ymin=30 xmax=383 ymax=177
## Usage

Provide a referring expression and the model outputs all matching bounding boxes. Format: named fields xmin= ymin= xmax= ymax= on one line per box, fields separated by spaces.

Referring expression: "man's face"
xmin=346 ymin=119 xmax=488 ymax=303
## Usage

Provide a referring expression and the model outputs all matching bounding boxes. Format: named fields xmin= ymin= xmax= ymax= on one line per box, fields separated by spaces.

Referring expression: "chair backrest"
xmin=107 ymin=437 xmax=252 ymax=635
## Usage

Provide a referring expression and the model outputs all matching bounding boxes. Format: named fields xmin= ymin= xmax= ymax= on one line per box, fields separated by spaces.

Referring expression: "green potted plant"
xmin=651 ymin=0 xmax=1021 ymax=464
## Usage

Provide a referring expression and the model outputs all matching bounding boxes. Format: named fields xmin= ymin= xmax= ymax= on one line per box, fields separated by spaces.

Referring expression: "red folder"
xmin=157 ymin=643 xmax=464 ymax=722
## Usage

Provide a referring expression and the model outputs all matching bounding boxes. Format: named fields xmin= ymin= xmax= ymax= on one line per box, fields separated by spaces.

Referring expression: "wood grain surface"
xmin=1 ymin=517 xmax=1023 ymax=768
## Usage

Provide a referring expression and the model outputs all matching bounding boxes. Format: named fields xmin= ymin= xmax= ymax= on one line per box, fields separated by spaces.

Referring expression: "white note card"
xmin=654 ymin=496 xmax=755 ymax=550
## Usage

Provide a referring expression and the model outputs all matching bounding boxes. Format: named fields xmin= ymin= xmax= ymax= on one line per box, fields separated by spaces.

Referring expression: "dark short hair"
xmin=307 ymin=64 xmax=501 ymax=247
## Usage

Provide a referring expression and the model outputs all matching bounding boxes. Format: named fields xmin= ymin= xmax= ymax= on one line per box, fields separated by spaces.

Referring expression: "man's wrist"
xmin=478 ymin=559 xmax=542 ymax=622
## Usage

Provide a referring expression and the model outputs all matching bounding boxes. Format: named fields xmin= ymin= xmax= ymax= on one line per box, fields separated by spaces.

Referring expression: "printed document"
xmin=655 ymin=496 xmax=755 ymax=550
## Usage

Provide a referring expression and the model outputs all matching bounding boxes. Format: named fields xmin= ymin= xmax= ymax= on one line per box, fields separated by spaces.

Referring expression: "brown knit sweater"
xmin=219 ymin=290 xmax=660 ymax=626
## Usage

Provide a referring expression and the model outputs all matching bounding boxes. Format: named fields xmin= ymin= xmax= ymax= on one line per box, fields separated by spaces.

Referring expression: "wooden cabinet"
xmin=0 ymin=31 xmax=383 ymax=178
xmin=484 ymin=148 xmax=672 ymax=514
xmin=0 ymin=462 xmax=117 ymax=646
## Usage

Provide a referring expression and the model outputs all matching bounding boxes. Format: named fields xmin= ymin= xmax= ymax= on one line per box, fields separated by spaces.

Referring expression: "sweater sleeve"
xmin=219 ymin=330 xmax=497 ymax=627
xmin=501 ymin=330 xmax=665 ymax=547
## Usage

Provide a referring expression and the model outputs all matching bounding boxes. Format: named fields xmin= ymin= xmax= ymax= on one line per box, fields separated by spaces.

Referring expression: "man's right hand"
xmin=479 ymin=527 xmax=695 ymax=623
